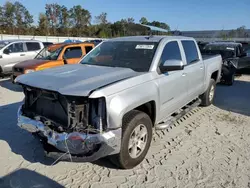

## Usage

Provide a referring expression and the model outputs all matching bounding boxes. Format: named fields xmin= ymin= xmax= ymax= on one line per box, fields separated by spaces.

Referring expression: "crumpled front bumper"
xmin=17 ymin=106 xmax=121 ymax=162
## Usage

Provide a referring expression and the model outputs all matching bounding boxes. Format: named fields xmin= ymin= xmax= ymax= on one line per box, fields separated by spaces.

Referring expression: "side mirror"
xmin=159 ymin=60 xmax=184 ymax=73
xmin=3 ymin=48 xmax=10 ymax=54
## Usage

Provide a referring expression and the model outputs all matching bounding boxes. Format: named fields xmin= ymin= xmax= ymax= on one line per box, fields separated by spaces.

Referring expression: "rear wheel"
xmin=226 ymin=71 xmax=235 ymax=86
xmin=110 ymin=110 xmax=152 ymax=169
xmin=200 ymin=79 xmax=216 ymax=106
xmin=222 ymin=66 xmax=235 ymax=86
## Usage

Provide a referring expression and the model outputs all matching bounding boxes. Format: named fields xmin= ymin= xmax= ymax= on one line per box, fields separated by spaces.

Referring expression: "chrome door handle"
xmin=200 ymin=66 xmax=204 ymax=69
xmin=182 ymin=73 xmax=187 ymax=76
xmin=20 ymin=54 xmax=25 ymax=56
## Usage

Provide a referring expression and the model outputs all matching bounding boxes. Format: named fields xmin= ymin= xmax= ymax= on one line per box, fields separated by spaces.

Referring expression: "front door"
xmin=63 ymin=46 xmax=83 ymax=64
xmin=1 ymin=42 xmax=26 ymax=73
xmin=157 ymin=41 xmax=189 ymax=121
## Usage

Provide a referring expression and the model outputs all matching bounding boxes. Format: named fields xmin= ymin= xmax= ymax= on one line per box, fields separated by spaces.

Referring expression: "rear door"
xmin=157 ymin=40 xmax=189 ymax=121
xmin=62 ymin=46 xmax=83 ymax=64
xmin=1 ymin=42 xmax=27 ymax=73
xmin=181 ymin=40 xmax=205 ymax=99
xmin=25 ymin=42 xmax=43 ymax=60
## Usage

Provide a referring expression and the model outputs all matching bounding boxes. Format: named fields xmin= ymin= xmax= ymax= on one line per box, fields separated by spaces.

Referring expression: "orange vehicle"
xmin=12 ymin=42 xmax=95 ymax=81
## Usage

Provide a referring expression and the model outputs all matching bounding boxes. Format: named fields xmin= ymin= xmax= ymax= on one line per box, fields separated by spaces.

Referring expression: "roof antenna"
xmin=145 ymin=30 xmax=153 ymax=40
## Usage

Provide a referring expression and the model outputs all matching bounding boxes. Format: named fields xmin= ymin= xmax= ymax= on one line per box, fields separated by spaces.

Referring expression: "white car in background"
xmin=0 ymin=40 xmax=44 ymax=76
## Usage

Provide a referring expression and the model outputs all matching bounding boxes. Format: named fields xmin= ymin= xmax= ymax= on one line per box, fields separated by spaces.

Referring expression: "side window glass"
xmin=85 ymin=46 xmax=93 ymax=54
xmin=181 ymin=41 xmax=199 ymax=64
xmin=160 ymin=41 xmax=182 ymax=65
xmin=26 ymin=42 xmax=41 ymax=51
xmin=7 ymin=43 xmax=24 ymax=53
xmin=64 ymin=47 xmax=82 ymax=59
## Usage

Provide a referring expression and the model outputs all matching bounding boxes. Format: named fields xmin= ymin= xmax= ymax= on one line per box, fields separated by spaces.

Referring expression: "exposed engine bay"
xmin=21 ymin=85 xmax=107 ymax=134
xmin=16 ymin=84 xmax=122 ymax=161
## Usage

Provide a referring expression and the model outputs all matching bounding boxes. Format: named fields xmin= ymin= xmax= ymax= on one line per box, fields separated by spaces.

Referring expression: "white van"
xmin=0 ymin=40 xmax=44 ymax=75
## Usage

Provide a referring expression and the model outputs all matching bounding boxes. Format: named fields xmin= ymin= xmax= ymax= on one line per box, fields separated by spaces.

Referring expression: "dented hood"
xmin=16 ymin=64 xmax=140 ymax=96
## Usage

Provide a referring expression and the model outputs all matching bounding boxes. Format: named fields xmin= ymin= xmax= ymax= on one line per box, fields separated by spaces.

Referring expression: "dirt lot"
xmin=0 ymin=75 xmax=250 ymax=188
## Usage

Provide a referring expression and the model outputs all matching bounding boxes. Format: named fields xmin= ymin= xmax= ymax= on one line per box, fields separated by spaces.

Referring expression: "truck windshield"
xmin=80 ymin=41 xmax=158 ymax=72
xmin=36 ymin=47 xmax=62 ymax=60
xmin=35 ymin=47 xmax=51 ymax=59
xmin=0 ymin=41 xmax=9 ymax=50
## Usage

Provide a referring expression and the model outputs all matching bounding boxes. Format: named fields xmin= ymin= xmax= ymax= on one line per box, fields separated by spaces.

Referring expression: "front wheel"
xmin=110 ymin=110 xmax=152 ymax=169
xmin=200 ymin=79 xmax=216 ymax=107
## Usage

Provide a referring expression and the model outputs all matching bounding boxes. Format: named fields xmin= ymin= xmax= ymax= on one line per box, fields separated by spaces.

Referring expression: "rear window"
xmin=26 ymin=42 xmax=41 ymax=51
xmin=182 ymin=41 xmax=199 ymax=64
xmin=64 ymin=47 xmax=82 ymax=59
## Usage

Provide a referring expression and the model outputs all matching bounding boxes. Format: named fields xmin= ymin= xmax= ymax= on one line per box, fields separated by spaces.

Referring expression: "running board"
xmin=155 ymin=98 xmax=201 ymax=130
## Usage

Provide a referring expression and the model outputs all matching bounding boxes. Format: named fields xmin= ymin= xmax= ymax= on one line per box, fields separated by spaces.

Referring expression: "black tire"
xmin=110 ymin=110 xmax=152 ymax=169
xmin=200 ymin=79 xmax=216 ymax=107
xmin=222 ymin=66 xmax=235 ymax=86
xmin=226 ymin=73 xmax=235 ymax=86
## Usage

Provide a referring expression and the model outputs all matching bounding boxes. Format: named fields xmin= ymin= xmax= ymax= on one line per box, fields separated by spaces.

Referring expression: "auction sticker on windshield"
xmin=135 ymin=45 xmax=155 ymax=49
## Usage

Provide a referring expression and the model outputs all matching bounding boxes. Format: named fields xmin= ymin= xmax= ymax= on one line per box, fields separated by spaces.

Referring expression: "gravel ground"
xmin=0 ymin=75 xmax=250 ymax=188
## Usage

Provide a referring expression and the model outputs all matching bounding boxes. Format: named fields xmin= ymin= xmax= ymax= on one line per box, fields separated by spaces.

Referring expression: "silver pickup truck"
xmin=16 ymin=36 xmax=222 ymax=169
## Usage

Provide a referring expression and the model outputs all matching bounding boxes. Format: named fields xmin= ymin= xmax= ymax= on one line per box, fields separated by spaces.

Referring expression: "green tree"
xmin=95 ymin=12 xmax=111 ymax=37
xmin=139 ymin=17 xmax=148 ymax=24
xmin=219 ymin=29 xmax=228 ymax=40
xmin=0 ymin=6 xmax=5 ymax=33
xmin=37 ymin=13 xmax=49 ymax=35
xmin=2 ymin=1 xmax=15 ymax=34
xmin=14 ymin=1 xmax=33 ymax=35
xmin=95 ymin=12 xmax=108 ymax=25
xmin=45 ymin=3 xmax=61 ymax=35
xmin=236 ymin=26 xmax=247 ymax=38
xmin=127 ymin=17 xmax=135 ymax=24
xmin=58 ymin=5 xmax=71 ymax=36
xmin=228 ymin=29 xmax=236 ymax=38
xmin=69 ymin=5 xmax=91 ymax=36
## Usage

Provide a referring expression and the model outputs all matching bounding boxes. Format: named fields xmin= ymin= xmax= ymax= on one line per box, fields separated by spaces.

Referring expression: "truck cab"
xmin=12 ymin=42 xmax=95 ymax=81
xmin=0 ymin=40 xmax=44 ymax=76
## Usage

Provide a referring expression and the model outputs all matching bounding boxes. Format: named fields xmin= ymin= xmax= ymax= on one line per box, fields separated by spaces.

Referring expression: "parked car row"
xmin=0 ymin=40 xmax=45 ymax=76
xmin=11 ymin=42 xmax=95 ymax=82
xmin=0 ymin=39 xmax=100 ymax=81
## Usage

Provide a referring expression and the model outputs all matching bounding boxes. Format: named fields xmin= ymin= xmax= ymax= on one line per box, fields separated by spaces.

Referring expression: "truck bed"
xmin=202 ymin=54 xmax=222 ymax=84
xmin=202 ymin=54 xmax=221 ymax=61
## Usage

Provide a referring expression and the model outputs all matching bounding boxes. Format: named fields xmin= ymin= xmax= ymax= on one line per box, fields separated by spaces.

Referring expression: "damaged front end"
xmin=17 ymin=85 xmax=121 ymax=162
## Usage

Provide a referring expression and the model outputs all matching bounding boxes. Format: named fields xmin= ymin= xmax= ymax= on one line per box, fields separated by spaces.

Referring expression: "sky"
xmin=3 ymin=0 xmax=250 ymax=31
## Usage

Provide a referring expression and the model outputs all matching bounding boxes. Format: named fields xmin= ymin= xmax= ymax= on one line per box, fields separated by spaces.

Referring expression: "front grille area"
xmin=24 ymin=89 xmax=69 ymax=127
xmin=22 ymin=86 xmax=90 ymax=132
xmin=21 ymin=85 xmax=107 ymax=133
